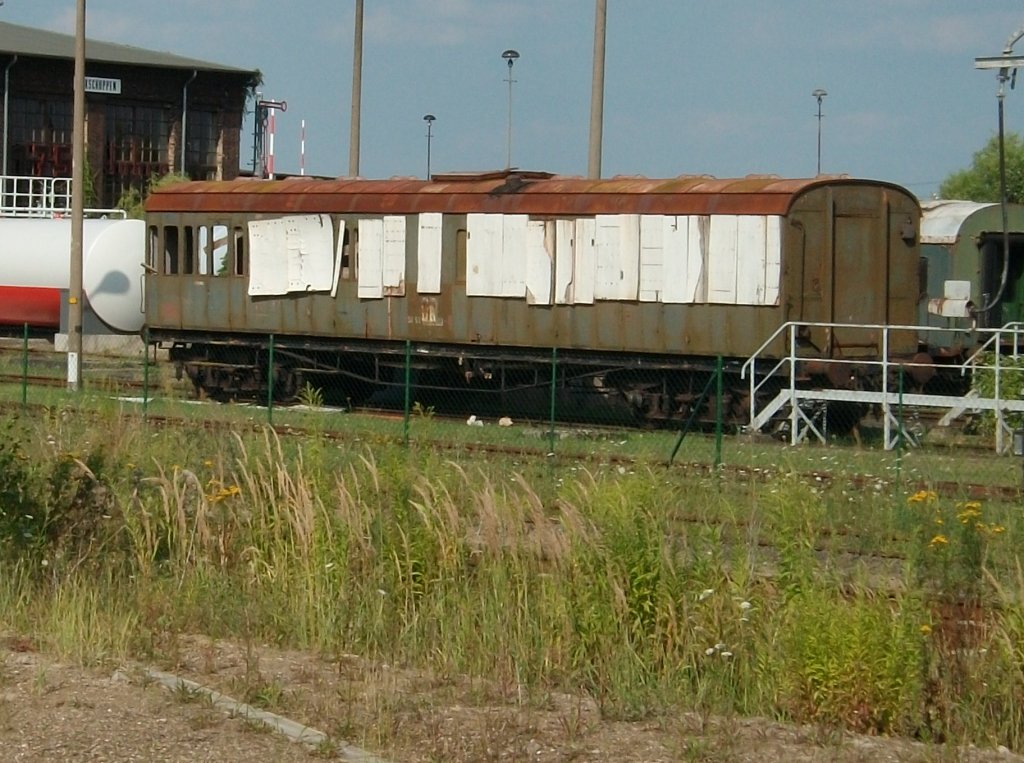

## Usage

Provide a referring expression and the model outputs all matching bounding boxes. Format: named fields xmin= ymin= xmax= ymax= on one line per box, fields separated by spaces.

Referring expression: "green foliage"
xmin=971 ymin=353 xmax=1024 ymax=433
xmin=82 ymin=151 xmax=99 ymax=209
xmin=0 ymin=419 xmax=122 ymax=567
xmin=0 ymin=419 xmax=43 ymax=553
xmin=297 ymin=382 xmax=324 ymax=408
xmin=904 ymin=489 xmax=1002 ymax=602
xmin=411 ymin=401 xmax=435 ymax=418
xmin=115 ymin=171 xmax=191 ymax=219
xmin=5 ymin=406 xmax=1024 ymax=750
xmin=939 ymin=132 xmax=1024 ymax=203
xmin=775 ymin=589 xmax=925 ymax=734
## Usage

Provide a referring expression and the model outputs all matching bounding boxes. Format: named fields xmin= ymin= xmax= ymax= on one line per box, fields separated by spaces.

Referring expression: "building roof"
xmin=0 ymin=20 xmax=254 ymax=75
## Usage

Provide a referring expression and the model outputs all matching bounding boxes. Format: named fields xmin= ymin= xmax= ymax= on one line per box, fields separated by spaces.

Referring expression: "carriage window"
xmin=346 ymin=227 xmax=358 ymax=280
xmin=233 ymin=227 xmax=245 ymax=276
xmin=183 ymin=226 xmax=195 ymax=274
xmin=198 ymin=226 xmax=210 ymax=275
xmin=455 ymin=228 xmax=467 ymax=286
xmin=340 ymin=227 xmax=352 ymax=279
xmin=147 ymin=225 xmax=159 ymax=273
xmin=163 ymin=226 xmax=179 ymax=274
xmin=212 ymin=225 xmax=229 ymax=275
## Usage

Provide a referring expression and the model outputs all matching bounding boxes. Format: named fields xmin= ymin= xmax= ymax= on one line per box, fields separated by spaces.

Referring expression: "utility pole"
xmin=587 ymin=0 xmax=607 ymax=179
xmin=68 ymin=0 xmax=85 ymax=390
xmin=348 ymin=0 xmax=363 ymax=177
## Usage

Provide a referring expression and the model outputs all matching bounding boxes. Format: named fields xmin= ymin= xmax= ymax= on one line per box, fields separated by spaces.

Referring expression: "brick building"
xmin=0 ymin=20 xmax=258 ymax=208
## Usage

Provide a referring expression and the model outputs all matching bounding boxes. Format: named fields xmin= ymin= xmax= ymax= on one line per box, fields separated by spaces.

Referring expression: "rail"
xmin=0 ymin=174 xmax=125 ymax=218
xmin=742 ymin=321 xmax=1024 ymax=452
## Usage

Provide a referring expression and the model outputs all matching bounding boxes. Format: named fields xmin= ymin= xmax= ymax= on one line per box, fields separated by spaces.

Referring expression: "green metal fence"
xmin=4 ymin=330 xmax=1024 ymax=498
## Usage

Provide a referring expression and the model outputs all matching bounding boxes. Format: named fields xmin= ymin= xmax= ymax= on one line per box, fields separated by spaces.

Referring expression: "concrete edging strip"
xmin=142 ymin=667 xmax=393 ymax=763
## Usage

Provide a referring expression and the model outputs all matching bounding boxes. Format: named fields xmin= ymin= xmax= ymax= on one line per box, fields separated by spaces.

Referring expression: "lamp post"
xmin=812 ymin=88 xmax=827 ymax=175
xmin=423 ymin=114 xmax=436 ymax=179
xmin=501 ymin=49 xmax=519 ymax=169
xmin=974 ymin=25 xmax=1024 ymax=348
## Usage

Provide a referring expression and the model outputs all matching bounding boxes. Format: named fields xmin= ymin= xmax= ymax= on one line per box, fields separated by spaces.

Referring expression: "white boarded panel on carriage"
xmin=331 ymin=219 xmax=346 ymax=298
xmin=707 ymin=215 xmax=740 ymax=304
xmin=639 ymin=215 xmax=664 ymax=302
xmin=466 ymin=213 xmax=503 ymax=296
xmin=572 ymin=218 xmax=596 ymax=304
xmin=286 ymin=214 xmax=335 ymax=293
xmin=382 ymin=215 xmax=407 ymax=296
xmin=525 ymin=220 xmax=552 ymax=305
xmin=416 ymin=212 xmax=443 ymax=294
xmin=733 ymin=216 xmax=767 ymax=304
xmin=247 ymin=217 xmax=289 ymax=296
xmin=501 ymin=214 xmax=528 ymax=297
xmin=762 ymin=216 xmax=782 ymax=305
xmin=357 ymin=218 xmax=384 ymax=299
xmin=662 ymin=215 xmax=705 ymax=304
xmin=554 ymin=219 xmax=575 ymax=304
xmin=594 ymin=214 xmax=639 ymax=300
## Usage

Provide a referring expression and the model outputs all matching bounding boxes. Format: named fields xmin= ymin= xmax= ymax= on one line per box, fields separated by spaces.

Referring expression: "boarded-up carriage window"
xmin=247 ymin=215 xmax=336 ymax=296
xmin=417 ymin=213 xmax=443 ymax=294
xmin=466 ymin=213 xmax=527 ymax=297
xmin=357 ymin=216 xmax=406 ymax=299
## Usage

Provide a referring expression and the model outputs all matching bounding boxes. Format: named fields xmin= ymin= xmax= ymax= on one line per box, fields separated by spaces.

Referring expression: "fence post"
xmin=896 ymin=365 xmax=904 ymax=484
xmin=714 ymin=355 xmax=723 ymax=469
xmin=267 ymin=334 xmax=275 ymax=426
xmin=21 ymin=322 xmax=28 ymax=409
xmin=548 ymin=347 xmax=558 ymax=455
xmin=404 ymin=340 xmax=412 ymax=447
xmin=142 ymin=327 xmax=150 ymax=421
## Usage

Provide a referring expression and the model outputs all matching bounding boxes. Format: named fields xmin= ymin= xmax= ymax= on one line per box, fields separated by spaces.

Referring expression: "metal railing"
xmin=0 ymin=174 xmax=125 ymax=218
xmin=741 ymin=321 xmax=1024 ymax=452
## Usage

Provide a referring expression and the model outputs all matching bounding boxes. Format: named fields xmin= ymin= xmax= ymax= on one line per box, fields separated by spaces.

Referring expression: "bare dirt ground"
xmin=2 ymin=633 xmax=1023 ymax=763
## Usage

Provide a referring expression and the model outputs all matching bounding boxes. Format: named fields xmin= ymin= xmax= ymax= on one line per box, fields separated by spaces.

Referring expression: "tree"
xmin=939 ymin=132 xmax=1024 ymax=202
xmin=115 ymin=171 xmax=190 ymax=219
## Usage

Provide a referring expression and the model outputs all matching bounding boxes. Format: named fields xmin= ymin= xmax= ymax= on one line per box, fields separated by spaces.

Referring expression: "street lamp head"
xmin=502 ymin=49 xmax=520 ymax=69
xmin=812 ymin=88 xmax=827 ymax=101
xmin=423 ymin=114 xmax=436 ymax=124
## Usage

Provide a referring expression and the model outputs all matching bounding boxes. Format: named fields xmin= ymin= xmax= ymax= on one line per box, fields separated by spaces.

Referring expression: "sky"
xmin=5 ymin=1 xmax=1024 ymax=199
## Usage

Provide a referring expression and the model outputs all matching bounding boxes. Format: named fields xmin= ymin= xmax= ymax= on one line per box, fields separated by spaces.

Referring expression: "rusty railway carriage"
xmin=143 ymin=171 xmax=922 ymax=425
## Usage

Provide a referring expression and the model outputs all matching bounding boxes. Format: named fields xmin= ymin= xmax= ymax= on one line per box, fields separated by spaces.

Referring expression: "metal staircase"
xmin=742 ymin=321 xmax=1024 ymax=453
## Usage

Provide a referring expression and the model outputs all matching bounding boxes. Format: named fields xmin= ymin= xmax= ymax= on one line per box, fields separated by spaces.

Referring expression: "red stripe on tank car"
xmin=0 ymin=286 xmax=62 ymax=328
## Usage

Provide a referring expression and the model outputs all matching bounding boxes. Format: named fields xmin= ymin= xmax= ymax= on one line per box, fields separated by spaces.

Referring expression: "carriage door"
xmin=828 ymin=198 xmax=888 ymax=357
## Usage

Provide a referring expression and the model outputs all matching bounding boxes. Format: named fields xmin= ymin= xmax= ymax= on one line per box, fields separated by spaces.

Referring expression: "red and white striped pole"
xmin=267 ymin=110 xmax=276 ymax=179
xmin=300 ymin=119 xmax=306 ymax=176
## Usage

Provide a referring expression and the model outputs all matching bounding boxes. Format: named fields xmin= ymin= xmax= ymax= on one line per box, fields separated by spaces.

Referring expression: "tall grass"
xmin=2 ymin=407 xmax=1024 ymax=751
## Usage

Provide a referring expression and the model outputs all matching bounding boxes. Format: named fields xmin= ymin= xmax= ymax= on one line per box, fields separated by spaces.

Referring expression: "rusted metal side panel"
xmin=784 ymin=185 xmax=920 ymax=358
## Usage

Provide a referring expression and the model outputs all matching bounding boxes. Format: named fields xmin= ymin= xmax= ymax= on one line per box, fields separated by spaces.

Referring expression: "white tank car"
xmin=0 ymin=217 xmax=145 ymax=333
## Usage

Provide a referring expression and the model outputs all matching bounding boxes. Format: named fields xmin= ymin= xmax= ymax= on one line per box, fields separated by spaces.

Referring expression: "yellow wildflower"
xmin=920 ymin=624 xmax=932 ymax=636
xmin=908 ymin=490 xmax=938 ymax=504
xmin=929 ymin=534 xmax=948 ymax=548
